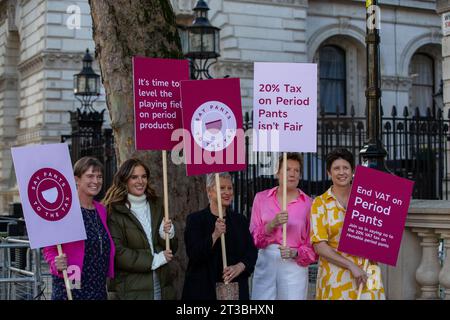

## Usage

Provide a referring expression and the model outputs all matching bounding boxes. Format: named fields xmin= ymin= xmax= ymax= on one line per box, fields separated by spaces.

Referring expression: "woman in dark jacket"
xmin=103 ymin=158 xmax=177 ymax=300
xmin=182 ymin=172 xmax=257 ymax=300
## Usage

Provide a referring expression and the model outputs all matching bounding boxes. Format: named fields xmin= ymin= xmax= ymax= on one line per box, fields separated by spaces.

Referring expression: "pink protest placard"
xmin=180 ymin=78 xmax=246 ymax=176
xmin=11 ymin=143 xmax=86 ymax=249
xmin=133 ymin=57 xmax=189 ymax=150
xmin=337 ymin=166 xmax=414 ymax=266
xmin=253 ymin=62 xmax=317 ymax=152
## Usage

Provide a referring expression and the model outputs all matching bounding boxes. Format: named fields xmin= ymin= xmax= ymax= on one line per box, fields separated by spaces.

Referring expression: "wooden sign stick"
xmin=57 ymin=244 xmax=73 ymax=300
xmin=357 ymin=259 xmax=369 ymax=300
xmin=282 ymin=152 xmax=287 ymax=247
xmin=162 ymin=150 xmax=170 ymax=251
xmin=215 ymin=173 xmax=228 ymax=280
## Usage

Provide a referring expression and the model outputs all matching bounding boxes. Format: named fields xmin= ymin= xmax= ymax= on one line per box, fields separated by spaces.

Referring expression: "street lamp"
xmin=64 ymin=48 xmax=111 ymax=199
xmin=68 ymin=48 xmax=104 ymax=156
xmin=73 ymin=49 xmax=101 ymax=112
xmin=359 ymin=0 xmax=389 ymax=171
xmin=183 ymin=0 xmax=220 ymax=79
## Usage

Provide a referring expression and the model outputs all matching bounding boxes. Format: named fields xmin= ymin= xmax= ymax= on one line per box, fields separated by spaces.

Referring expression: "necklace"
xmin=331 ymin=187 xmax=348 ymax=210
xmin=335 ymin=195 xmax=348 ymax=210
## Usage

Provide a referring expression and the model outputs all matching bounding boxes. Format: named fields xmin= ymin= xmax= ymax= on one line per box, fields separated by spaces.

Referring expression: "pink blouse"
xmin=249 ymin=187 xmax=317 ymax=267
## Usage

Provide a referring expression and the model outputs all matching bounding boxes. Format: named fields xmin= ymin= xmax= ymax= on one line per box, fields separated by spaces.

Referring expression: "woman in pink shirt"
xmin=250 ymin=153 xmax=317 ymax=300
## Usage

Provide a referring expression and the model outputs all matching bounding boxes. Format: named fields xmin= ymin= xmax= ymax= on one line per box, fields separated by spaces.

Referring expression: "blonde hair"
xmin=205 ymin=172 xmax=232 ymax=190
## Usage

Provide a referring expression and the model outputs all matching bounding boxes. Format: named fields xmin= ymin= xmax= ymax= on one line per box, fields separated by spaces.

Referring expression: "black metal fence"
xmin=61 ymin=106 xmax=450 ymax=218
xmin=61 ymin=127 xmax=116 ymax=200
xmin=231 ymin=106 xmax=450 ymax=217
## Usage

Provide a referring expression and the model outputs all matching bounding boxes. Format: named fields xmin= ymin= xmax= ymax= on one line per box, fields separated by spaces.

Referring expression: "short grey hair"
xmin=206 ymin=172 xmax=233 ymax=190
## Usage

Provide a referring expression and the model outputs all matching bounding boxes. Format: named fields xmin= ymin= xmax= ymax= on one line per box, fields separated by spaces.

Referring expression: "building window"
xmin=319 ymin=45 xmax=346 ymax=115
xmin=409 ymin=53 xmax=434 ymax=116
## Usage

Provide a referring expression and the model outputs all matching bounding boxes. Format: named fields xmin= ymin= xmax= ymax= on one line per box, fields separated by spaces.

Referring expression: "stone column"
xmin=0 ymin=1 xmax=19 ymax=214
xmin=437 ymin=229 xmax=450 ymax=299
xmin=380 ymin=228 xmax=421 ymax=299
xmin=437 ymin=1 xmax=450 ymax=116
xmin=412 ymin=228 xmax=441 ymax=299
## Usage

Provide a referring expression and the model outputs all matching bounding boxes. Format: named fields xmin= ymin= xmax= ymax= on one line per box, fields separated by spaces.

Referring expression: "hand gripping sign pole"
xmin=357 ymin=259 xmax=369 ymax=300
xmin=162 ymin=151 xmax=170 ymax=250
xmin=282 ymin=152 xmax=288 ymax=247
xmin=57 ymin=244 xmax=73 ymax=300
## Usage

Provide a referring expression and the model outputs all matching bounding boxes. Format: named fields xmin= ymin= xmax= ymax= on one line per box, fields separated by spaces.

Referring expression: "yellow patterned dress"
xmin=310 ymin=188 xmax=385 ymax=300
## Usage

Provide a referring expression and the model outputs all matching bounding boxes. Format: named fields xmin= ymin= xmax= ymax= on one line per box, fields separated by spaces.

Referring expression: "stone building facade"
xmin=0 ymin=0 xmax=107 ymax=213
xmin=438 ymin=0 xmax=450 ymax=119
xmin=0 ymin=0 xmax=446 ymax=213
xmin=172 ymin=0 xmax=443 ymax=116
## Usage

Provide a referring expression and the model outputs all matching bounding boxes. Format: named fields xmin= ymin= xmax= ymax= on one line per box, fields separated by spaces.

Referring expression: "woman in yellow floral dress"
xmin=310 ymin=148 xmax=385 ymax=300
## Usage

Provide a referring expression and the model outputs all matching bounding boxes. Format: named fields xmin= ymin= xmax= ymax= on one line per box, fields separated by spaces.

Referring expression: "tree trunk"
xmin=89 ymin=0 xmax=207 ymax=298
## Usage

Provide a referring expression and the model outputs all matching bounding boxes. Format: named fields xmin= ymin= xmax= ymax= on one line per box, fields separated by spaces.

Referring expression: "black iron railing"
xmin=231 ymin=106 xmax=450 ymax=218
xmin=61 ymin=128 xmax=116 ymax=200
xmin=60 ymin=105 xmax=450 ymax=217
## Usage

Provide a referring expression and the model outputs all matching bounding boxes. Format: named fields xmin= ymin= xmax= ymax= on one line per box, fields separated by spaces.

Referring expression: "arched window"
xmin=319 ymin=45 xmax=346 ymax=115
xmin=409 ymin=53 xmax=434 ymax=116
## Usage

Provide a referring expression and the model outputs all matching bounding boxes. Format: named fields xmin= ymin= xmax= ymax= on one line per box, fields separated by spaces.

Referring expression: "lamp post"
xmin=68 ymin=49 xmax=105 ymax=161
xmin=359 ymin=0 xmax=389 ymax=171
xmin=74 ymin=49 xmax=101 ymax=111
xmin=71 ymin=49 xmax=104 ymax=136
xmin=183 ymin=0 xmax=220 ymax=79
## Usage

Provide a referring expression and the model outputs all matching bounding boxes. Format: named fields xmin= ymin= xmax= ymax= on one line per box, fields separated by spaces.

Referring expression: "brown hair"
xmin=103 ymin=158 xmax=156 ymax=212
xmin=277 ymin=152 xmax=303 ymax=173
xmin=326 ymin=148 xmax=355 ymax=172
xmin=73 ymin=156 xmax=103 ymax=178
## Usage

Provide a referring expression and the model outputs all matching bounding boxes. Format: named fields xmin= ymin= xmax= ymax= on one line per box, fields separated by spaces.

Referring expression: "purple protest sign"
xmin=253 ymin=62 xmax=317 ymax=152
xmin=180 ymin=78 xmax=246 ymax=176
xmin=337 ymin=166 xmax=414 ymax=266
xmin=11 ymin=143 xmax=86 ymax=249
xmin=133 ymin=57 xmax=189 ymax=150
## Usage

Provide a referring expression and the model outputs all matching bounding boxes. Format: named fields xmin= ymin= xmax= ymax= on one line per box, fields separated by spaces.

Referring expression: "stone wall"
xmin=0 ymin=0 xmax=108 ymax=214
xmin=438 ymin=1 xmax=450 ymax=117
xmin=171 ymin=0 xmax=442 ymax=115
xmin=0 ymin=0 xmax=446 ymax=213
xmin=0 ymin=0 xmax=20 ymax=213
xmin=209 ymin=0 xmax=308 ymax=110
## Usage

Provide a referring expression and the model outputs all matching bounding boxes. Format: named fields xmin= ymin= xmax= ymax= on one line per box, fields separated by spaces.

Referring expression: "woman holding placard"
xmin=310 ymin=148 xmax=385 ymax=300
xmin=250 ymin=153 xmax=317 ymax=300
xmin=43 ymin=156 xmax=116 ymax=300
xmin=182 ymin=172 xmax=257 ymax=300
xmin=103 ymin=158 xmax=177 ymax=300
